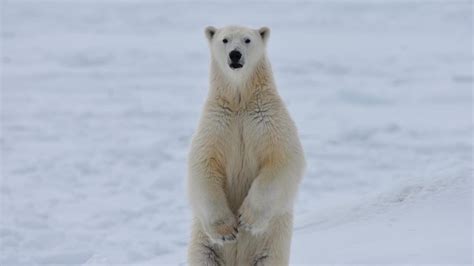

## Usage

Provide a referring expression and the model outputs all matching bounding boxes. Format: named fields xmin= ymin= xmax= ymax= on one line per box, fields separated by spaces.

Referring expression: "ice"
xmin=1 ymin=0 xmax=472 ymax=265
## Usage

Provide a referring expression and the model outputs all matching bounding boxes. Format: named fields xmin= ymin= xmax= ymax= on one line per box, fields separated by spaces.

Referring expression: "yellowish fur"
xmin=188 ymin=26 xmax=305 ymax=266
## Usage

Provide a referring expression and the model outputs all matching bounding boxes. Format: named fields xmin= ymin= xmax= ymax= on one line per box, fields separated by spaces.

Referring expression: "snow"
xmin=293 ymin=173 xmax=471 ymax=264
xmin=1 ymin=0 xmax=472 ymax=265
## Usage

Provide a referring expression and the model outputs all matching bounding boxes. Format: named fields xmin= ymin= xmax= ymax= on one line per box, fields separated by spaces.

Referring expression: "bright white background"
xmin=1 ymin=0 xmax=472 ymax=265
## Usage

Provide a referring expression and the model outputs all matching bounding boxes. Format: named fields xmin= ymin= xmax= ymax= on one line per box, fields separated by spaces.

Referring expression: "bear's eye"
xmin=245 ymin=38 xmax=251 ymax=44
xmin=223 ymin=38 xmax=228 ymax=44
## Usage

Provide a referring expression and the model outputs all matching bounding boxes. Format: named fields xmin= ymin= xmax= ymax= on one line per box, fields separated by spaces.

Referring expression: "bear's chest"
xmin=223 ymin=108 xmax=273 ymax=211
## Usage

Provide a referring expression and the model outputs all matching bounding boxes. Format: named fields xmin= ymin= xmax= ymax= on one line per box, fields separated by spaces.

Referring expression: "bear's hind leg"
xmin=245 ymin=213 xmax=293 ymax=266
xmin=188 ymin=221 xmax=224 ymax=266
xmin=190 ymin=243 xmax=223 ymax=266
xmin=252 ymin=252 xmax=269 ymax=266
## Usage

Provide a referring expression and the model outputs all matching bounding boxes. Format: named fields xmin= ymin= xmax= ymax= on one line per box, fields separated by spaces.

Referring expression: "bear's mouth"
xmin=229 ymin=63 xmax=243 ymax=69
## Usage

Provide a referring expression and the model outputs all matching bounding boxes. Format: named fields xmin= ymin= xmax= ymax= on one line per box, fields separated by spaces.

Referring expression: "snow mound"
xmin=292 ymin=173 xmax=472 ymax=264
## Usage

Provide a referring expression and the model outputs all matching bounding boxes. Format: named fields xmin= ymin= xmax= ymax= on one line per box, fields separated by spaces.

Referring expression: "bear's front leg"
xmin=238 ymin=193 xmax=272 ymax=235
xmin=189 ymin=172 xmax=239 ymax=245
xmin=188 ymin=151 xmax=239 ymax=245
xmin=238 ymin=157 xmax=303 ymax=235
xmin=201 ymin=208 xmax=239 ymax=245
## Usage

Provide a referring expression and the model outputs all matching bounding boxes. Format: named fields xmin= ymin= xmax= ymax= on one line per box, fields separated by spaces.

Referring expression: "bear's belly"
xmin=223 ymin=119 xmax=259 ymax=213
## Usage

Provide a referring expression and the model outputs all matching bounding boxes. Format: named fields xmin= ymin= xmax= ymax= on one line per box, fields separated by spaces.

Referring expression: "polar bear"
xmin=187 ymin=25 xmax=305 ymax=265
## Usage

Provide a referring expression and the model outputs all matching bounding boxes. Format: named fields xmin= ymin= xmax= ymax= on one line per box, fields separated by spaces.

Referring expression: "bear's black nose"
xmin=229 ymin=50 xmax=242 ymax=62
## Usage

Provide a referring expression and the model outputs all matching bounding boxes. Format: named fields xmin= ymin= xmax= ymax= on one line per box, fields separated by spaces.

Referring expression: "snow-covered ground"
xmin=1 ymin=0 xmax=472 ymax=265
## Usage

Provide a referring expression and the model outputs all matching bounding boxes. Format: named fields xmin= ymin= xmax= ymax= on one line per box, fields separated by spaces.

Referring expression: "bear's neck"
xmin=208 ymin=57 xmax=276 ymax=108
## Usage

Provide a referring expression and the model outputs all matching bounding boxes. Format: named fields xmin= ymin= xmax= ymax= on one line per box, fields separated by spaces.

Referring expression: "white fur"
xmin=188 ymin=25 xmax=305 ymax=266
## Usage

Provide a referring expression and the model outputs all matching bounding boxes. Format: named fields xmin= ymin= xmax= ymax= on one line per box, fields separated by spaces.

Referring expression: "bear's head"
xmin=205 ymin=26 xmax=270 ymax=83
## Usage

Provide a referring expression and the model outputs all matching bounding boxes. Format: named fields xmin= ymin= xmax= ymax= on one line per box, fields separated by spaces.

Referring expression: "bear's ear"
xmin=205 ymin=26 xmax=217 ymax=41
xmin=258 ymin=27 xmax=270 ymax=44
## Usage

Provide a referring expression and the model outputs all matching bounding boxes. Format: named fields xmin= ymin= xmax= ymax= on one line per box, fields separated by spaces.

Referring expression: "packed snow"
xmin=1 ymin=0 xmax=472 ymax=265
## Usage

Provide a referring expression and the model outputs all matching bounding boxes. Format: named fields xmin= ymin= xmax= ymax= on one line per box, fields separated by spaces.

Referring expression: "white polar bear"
xmin=187 ymin=25 xmax=305 ymax=266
